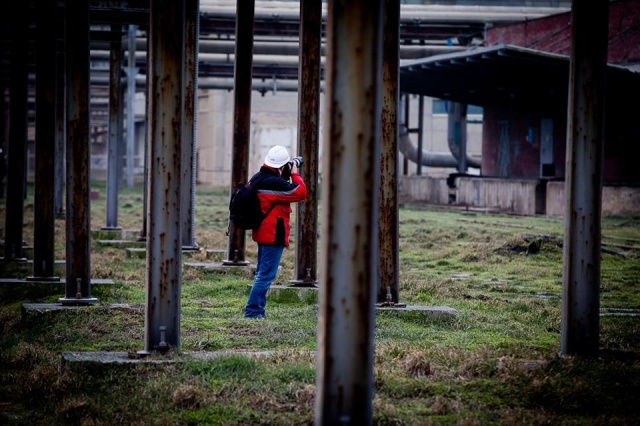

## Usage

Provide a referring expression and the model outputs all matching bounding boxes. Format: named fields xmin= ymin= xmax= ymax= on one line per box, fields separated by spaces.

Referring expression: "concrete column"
xmin=560 ymin=0 xmax=609 ymax=356
xmin=61 ymin=0 xmax=95 ymax=305
xmin=377 ymin=0 xmax=401 ymax=304
xmin=291 ymin=0 xmax=321 ymax=286
xmin=30 ymin=0 xmax=59 ymax=280
xmin=315 ymin=1 xmax=383 ymax=424
xmin=104 ymin=25 xmax=123 ymax=230
xmin=3 ymin=0 xmax=29 ymax=262
xmin=142 ymin=0 xmax=185 ymax=353
xmin=181 ymin=0 xmax=200 ymax=250
xmin=224 ymin=0 xmax=255 ymax=266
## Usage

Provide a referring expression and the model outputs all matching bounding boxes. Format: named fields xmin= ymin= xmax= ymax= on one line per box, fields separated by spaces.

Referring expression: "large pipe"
xmin=398 ymin=126 xmax=459 ymax=168
xmin=201 ymin=2 xmax=567 ymax=23
xmin=447 ymin=101 xmax=481 ymax=169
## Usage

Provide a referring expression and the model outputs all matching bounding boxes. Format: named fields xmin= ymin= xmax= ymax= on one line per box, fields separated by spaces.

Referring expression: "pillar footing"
xmin=375 ymin=302 xmax=407 ymax=308
xmin=288 ymin=279 xmax=318 ymax=288
xmin=1 ymin=257 xmax=29 ymax=263
xmin=25 ymin=276 xmax=61 ymax=282
xmin=58 ymin=297 xmax=99 ymax=306
xmin=222 ymin=260 xmax=250 ymax=267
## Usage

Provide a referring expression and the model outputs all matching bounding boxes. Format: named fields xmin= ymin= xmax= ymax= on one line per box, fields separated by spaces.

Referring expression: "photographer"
xmin=243 ymin=145 xmax=307 ymax=319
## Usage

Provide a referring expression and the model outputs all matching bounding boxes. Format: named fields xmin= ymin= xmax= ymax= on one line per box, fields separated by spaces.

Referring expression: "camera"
xmin=289 ymin=156 xmax=304 ymax=168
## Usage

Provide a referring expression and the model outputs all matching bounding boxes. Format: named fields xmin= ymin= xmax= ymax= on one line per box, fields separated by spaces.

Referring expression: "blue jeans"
xmin=244 ymin=244 xmax=284 ymax=318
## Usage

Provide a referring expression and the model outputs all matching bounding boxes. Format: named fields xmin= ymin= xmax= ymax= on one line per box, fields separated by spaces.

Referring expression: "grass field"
xmin=1 ymin=181 xmax=639 ymax=425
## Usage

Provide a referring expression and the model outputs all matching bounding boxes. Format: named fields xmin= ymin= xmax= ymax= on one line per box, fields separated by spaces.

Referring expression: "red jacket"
xmin=251 ymin=165 xmax=308 ymax=246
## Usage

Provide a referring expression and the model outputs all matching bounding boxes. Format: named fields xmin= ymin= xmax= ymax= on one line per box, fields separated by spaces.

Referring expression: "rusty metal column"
xmin=3 ymin=1 xmax=29 ymax=262
xmin=103 ymin=25 xmax=123 ymax=231
xmin=54 ymin=29 xmax=65 ymax=219
xmin=125 ymin=25 xmax=138 ymax=189
xmin=290 ymin=0 xmax=321 ymax=287
xmin=141 ymin=0 xmax=185 ymax=354
xmin=138 ymin=30 xmax=151 ymax=243
xmin=60 ymin=0 xmax=95 ymax=305
xmin=416 ymin=95 xmax=424 ymax=176
xmin=315 ymin=1 xmax=383 ymax=424
xmin=224 ymin=0 xmax=255 ymax=266
xmin=30 ymin=0 xmax=59 ymax=281
xmin=181 ymin=0 xmax=200 ymax=250
xmin=560 ymin=0 xmax=609 ymax=357
xmin=376 ymin=0 xmax=401 ymax=305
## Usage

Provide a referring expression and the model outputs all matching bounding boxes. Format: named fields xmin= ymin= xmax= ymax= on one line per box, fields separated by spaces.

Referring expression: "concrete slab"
xmin=265 ymin=284 xmax=319 ymax=304
xmin=125 ymin=247 xmax=146 ymax=259
xmin=376 ymin=305 xmax=457 ymax=320
xmin=1 ymin=278 xmax=115 ymax=299
xmin=61 ymin=349 xmax=317 ymax=367
xmin=96 ymin=240 xmax=146 ymax=248
xmin=22 ymin=303 xmax=142 ymax=322
xmin=184 ymin=262 xmax=258 ymax=275
xmin=125 ymin=248 xmax=224 ymax=259
xmin=92 ymin=228 xmax=142 ymax=241
xmin=0 ymin=259 xmax=66 ymax=276
xmin=205 ymin=249 xmax=226 ymax=260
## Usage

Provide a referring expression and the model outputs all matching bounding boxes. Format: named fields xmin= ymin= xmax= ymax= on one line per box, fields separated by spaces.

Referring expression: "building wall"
xmin=487 ymin=0 xmax=640 ymax=67
xmin=481 ymin=104 xmax=567 ymax=179
xmin=195 ymin=89 xmax=483 ymax=187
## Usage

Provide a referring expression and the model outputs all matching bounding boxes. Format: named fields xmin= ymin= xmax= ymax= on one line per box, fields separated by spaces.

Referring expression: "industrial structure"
xmin=0 ymin=0 xmax=622 ymax=423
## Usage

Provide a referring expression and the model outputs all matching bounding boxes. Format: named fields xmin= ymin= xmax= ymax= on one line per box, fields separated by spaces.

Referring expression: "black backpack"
xmin=229 ymin=173 xmax=275 ymax=230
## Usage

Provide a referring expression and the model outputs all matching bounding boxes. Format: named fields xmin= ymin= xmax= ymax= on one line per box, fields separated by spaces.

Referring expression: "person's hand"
xmin=290 ymin=156 xmax=304 ymax=168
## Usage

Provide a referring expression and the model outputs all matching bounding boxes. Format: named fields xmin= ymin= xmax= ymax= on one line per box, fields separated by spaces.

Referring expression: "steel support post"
xmin=315 ymin=1 xmax=383 ymax=424
xmin=138 ymin=30 xmax=151 ymax=243
xmin=402 ymin=94 xmax=409 ymax=176
xmin=376 ymin=0 xmax=401 ymax=306
xmin=416 ymin=95 xmax=424 ymax=176
xmin=141 ymin=0 xmax=185 ymax=354
xmin=104 ymin=25 xmax=123 ymax=231
xmin=560 ymin=0 xmax=609 ymax=357
xmin=30 ymin=0 xmax=59 ymax=281
xmin=291 ymin=0 xmax=321 ymax=287
xmin=3 ymin=1 xmax=29 ymax=262
xmin=181 ymin=0 xmax=200 ymax=251
xmin=126 ymin=25 xmax=138 ymax=189
xmin=224 ymin=0 xmax=255 ymax=266
xmin=54 ymin=43 xmax=65 ymax=218
xmin=60 ymin=0 xmax=96 ymax=305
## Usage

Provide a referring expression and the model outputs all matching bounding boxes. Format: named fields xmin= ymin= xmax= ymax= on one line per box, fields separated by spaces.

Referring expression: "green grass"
xmin=0 ymin=182 xmax=639 ymax=425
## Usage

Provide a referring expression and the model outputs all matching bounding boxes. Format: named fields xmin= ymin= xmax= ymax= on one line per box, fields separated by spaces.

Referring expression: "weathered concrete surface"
xmin=547 ymin=181 xmax=640 ymax=217
xmin=2 ymin=278 xmax=114 ymax=300
xmin=21 ymin=302 xmax=140 ymax=322
xmin=262 ymin=284 xmax=319 ymax=304
xmin=376 ymin=305 xmax=457 ymax=320
xmin=61 ymin=349 xmax=317 ymax=368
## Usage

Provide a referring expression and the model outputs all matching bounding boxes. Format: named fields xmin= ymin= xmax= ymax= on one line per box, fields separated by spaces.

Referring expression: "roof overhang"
xmin=399 ymin=44 xmax=640 ymax=109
